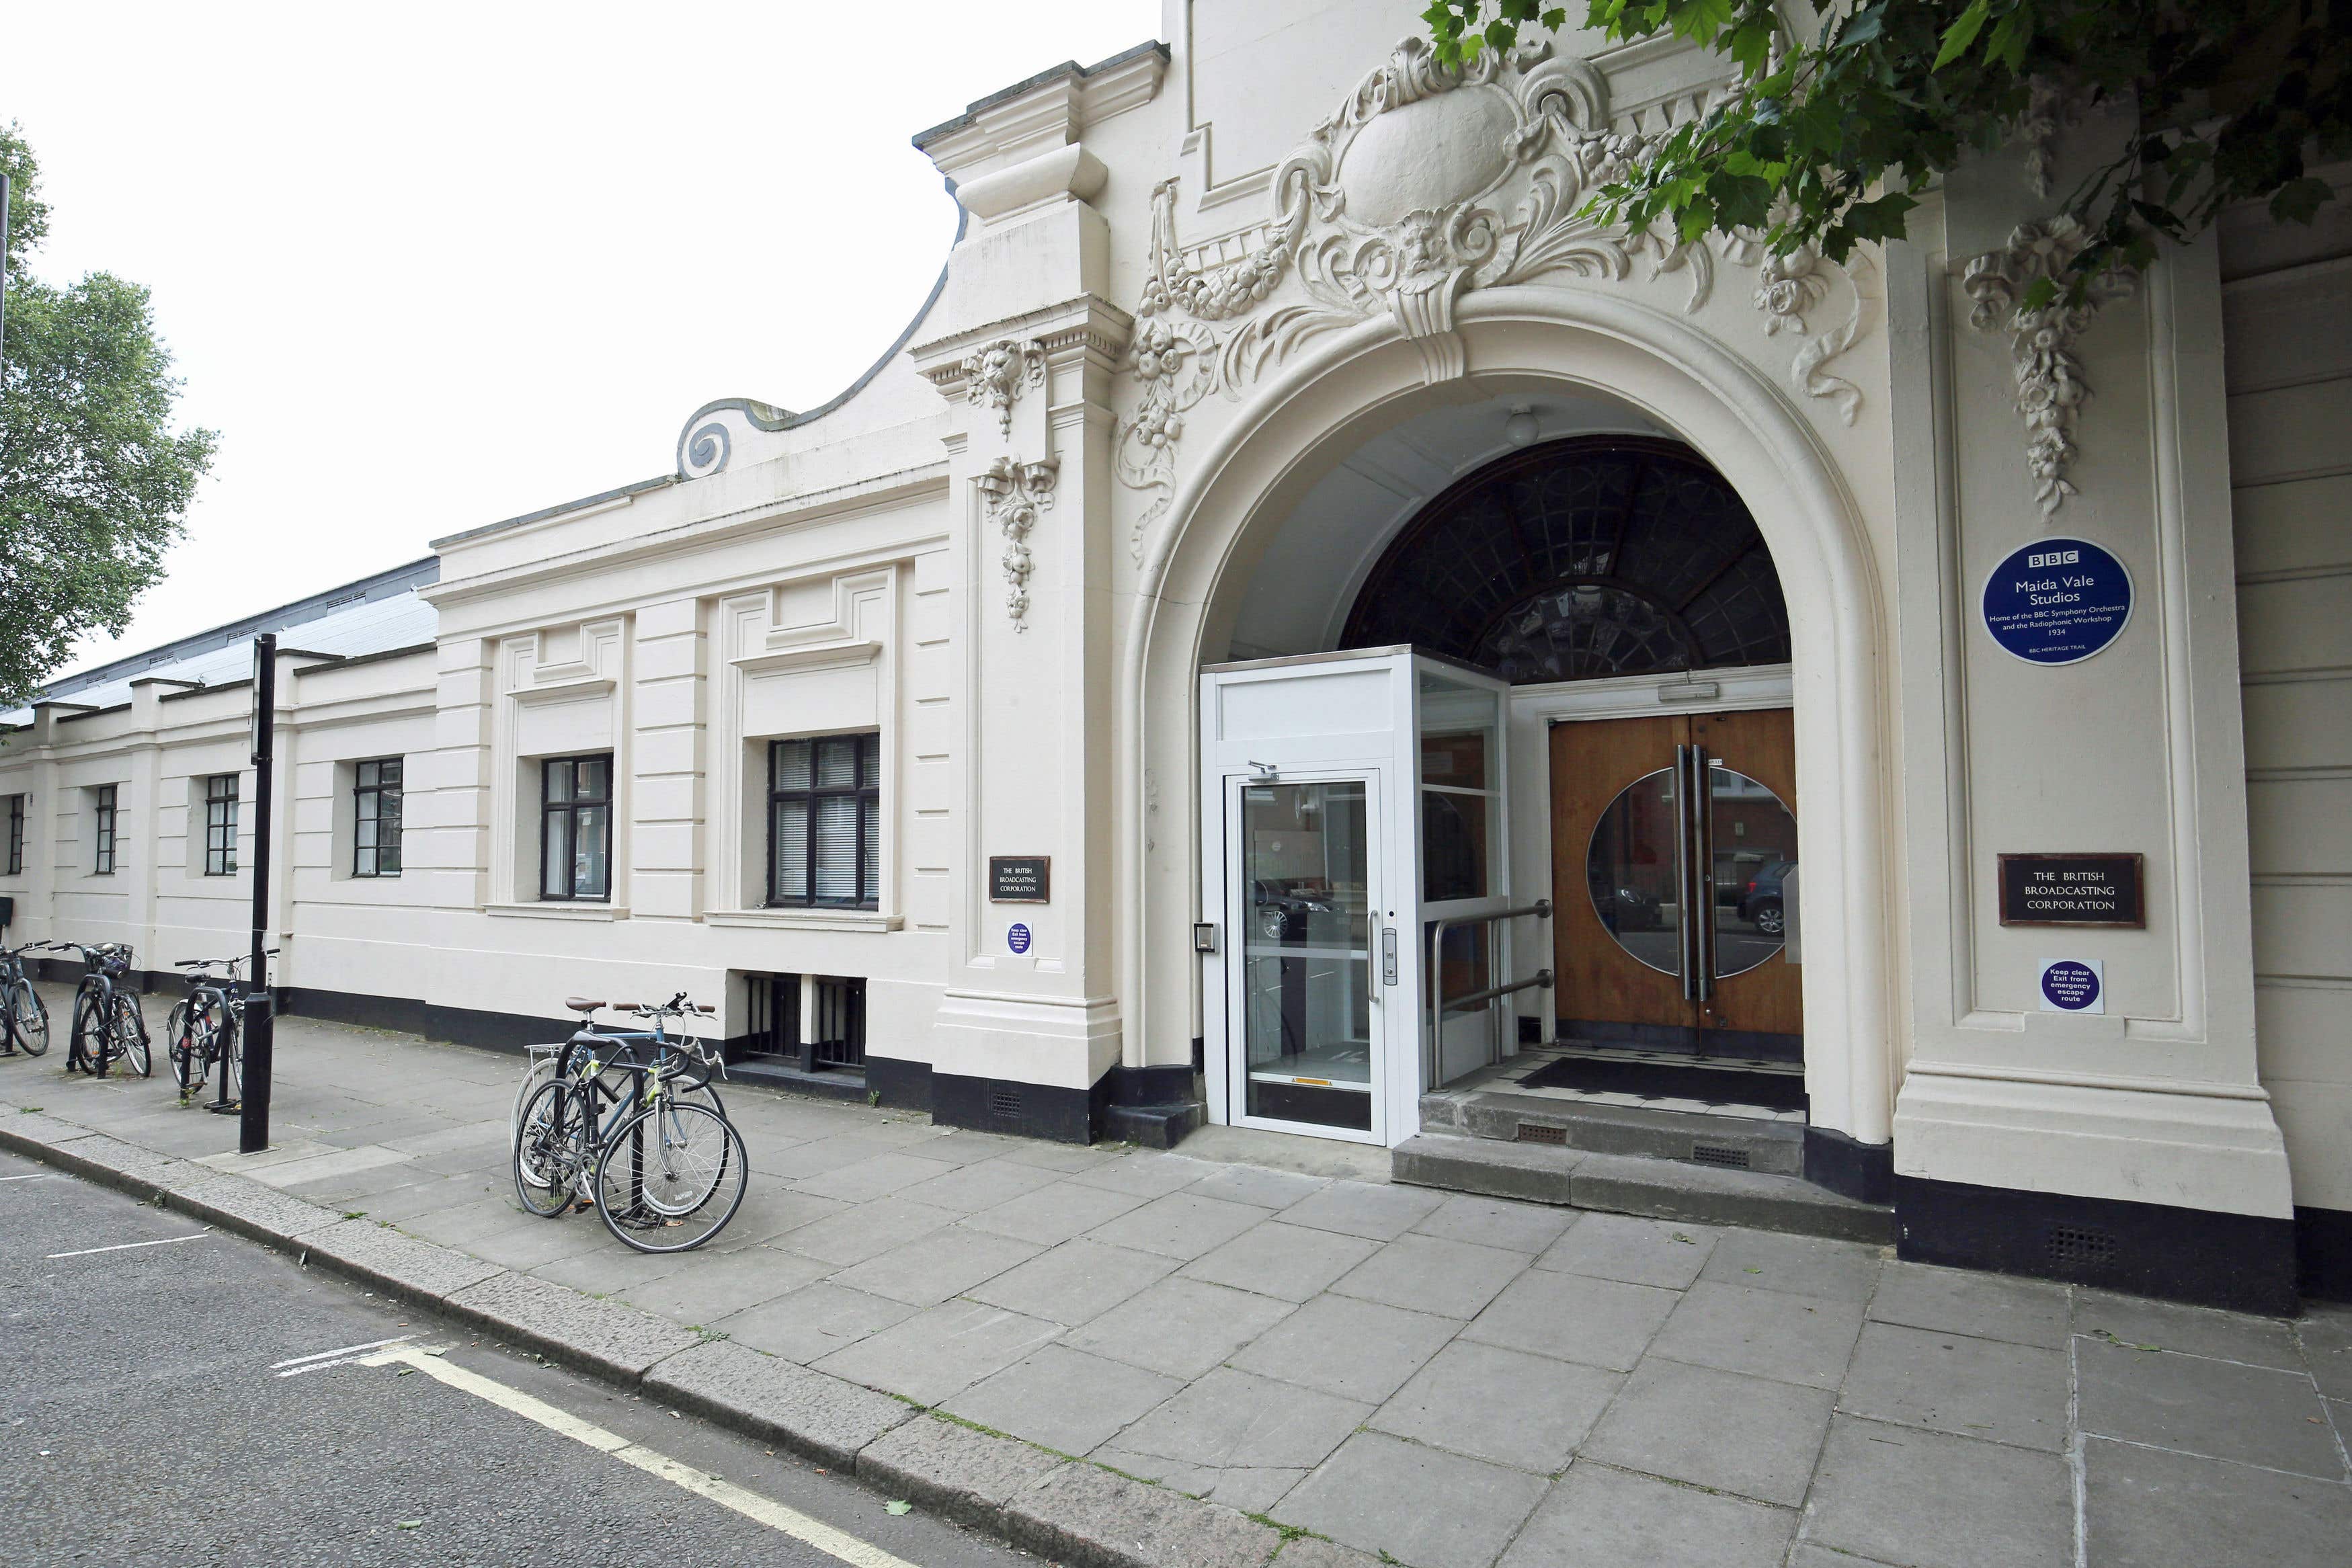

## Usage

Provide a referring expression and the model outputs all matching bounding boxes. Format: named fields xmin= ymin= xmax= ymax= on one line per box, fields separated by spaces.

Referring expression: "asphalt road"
xmin=0 ymin=1147 xmax=1026 ymax=1567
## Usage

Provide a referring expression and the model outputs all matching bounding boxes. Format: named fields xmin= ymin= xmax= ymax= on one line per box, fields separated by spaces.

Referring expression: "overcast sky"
xmin=5 ymin=1 xmax=1159 ymax=676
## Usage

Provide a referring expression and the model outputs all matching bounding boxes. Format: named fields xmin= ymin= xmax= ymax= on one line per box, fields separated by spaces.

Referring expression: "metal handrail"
xmin=1428 ymin=899 xmax=1555 ymax=1087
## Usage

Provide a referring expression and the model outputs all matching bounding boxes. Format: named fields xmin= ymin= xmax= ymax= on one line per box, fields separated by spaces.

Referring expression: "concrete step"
xmin=1392 ymin=1132 xmax=1892 ymax=1245
xmin=1420 ymin=1087 xmax=1803 ymax=1175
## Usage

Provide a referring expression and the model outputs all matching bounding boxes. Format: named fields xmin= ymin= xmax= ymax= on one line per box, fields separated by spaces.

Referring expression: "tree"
xmin=1422 ymin=1 xmax=2349 ymax=302
xmin=1 ymin=124 xmax=216 ymax=710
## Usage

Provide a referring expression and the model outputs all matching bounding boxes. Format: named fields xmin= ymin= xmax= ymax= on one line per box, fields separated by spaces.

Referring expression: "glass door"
xmin=1229 ymin=772 xmax=1384 ymax=1139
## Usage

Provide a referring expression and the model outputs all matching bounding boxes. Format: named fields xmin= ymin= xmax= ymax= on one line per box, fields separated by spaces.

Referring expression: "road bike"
xmin=508 ymin=993 xmax=728 ymax=1146
xmin=512 ymin=995 xmax=747 ymax=1253
xmin=165 ymin=950 xmax=273 ymax=1099
xmin=67 ymin=943 xmax=150 ymax=1078
xmin=1 ymin=940 xmax=55 ymax=1058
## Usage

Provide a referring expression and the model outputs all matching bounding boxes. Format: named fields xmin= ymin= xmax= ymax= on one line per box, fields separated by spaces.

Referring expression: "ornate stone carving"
xmin=2015 ymin=77 xmax=2078 ymax=199
xmin=1114 ymin=37 xmax=1878 ymax=554
xmin=1963 ymin=216 xmax=2136 ymax=515
xmin=960 ymin=338 xmax=1045 ymax=436
xmin=977 ymin=454 xmax=1059 ymax=630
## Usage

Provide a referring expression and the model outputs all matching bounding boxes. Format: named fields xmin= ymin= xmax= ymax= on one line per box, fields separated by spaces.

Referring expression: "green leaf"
xmin=886 ymin=1501 xmax=913 ymax=1516
xmin=1933 ymin=0 xmax=1992 ymax=70
xmin=2269 ymin=175 xmax=2335 ymax=225
xmin=2020 ymin=276 xmax=2059 ymax=312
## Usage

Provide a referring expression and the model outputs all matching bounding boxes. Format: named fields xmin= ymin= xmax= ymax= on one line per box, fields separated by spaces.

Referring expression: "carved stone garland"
xmin=961 ymin=338 xmax=1046 ymax=436
xmin=977 ymin=454 xmax=1059 ymax=630
xmin=1114 ymin=36 xmax=1877 ymax=562
xmin=1962 ymin=216 xmax=2136 ymax=516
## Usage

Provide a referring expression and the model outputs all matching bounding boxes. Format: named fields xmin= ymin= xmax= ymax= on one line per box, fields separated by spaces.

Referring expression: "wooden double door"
xmin=1549 ymin=708 xmax=1802 ymax=1057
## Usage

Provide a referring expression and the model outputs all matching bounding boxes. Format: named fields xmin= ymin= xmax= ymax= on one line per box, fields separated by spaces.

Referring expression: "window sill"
xmin=706 ymin=908 xmax=902 ymax=933
xmin=486 ymin=901 xmax=631 ymax=921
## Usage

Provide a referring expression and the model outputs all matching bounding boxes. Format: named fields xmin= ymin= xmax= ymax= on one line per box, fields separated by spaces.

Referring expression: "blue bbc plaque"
xmin=1007 ymin=923 xmax=1032 ymax=955
xmin=1981 ymin=537 xmax=2134 ymax=665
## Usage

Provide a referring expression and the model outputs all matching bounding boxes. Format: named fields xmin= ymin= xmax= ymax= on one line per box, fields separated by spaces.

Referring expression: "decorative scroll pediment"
xmin=1114 ymin=37 xmax=1876 ymax=561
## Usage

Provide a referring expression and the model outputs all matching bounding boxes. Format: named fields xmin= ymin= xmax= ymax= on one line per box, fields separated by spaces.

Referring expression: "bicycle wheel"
xmin=513 ymin=1078 xmax=588 ymax=1218
xmin=168 ymin=1001 xmax=198 ymax=1091
xmin=592 ymin=1101 xmax=747 ymax=1253
xmin=112 ymin=993 xmax=151 ymax=1077
xmin=8 ymin=982 xmax=48 ymax=1057
xmin=69 ymin=991 xmax=102 ymax=1074
xmin=510 ymin=1055 xmax=559 ymax=1147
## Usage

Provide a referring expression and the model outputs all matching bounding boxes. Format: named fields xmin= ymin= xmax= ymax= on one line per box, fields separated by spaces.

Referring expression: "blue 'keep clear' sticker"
xmin=1007 ymin=923 xmax=1032 ymax=955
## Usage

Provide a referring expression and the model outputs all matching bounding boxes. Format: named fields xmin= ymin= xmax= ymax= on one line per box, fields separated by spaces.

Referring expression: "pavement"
xmin=0 ymin=1143 xmax=1020 ymax=1567
xmin=5 ymin=984 xmax=2351 ymax=1567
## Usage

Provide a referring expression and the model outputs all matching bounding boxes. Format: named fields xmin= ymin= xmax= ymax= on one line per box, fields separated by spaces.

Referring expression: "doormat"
xmin=1516 ymin=1053 xmax=1809 ymax=1114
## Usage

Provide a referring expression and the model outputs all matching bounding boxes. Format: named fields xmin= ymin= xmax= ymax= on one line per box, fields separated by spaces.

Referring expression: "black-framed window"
xmin=540 ymin=754 xmax=612 ymax=901
xmin=204 ymin=774 xmax=239 ymax=876
xmin=92 ymin=785 xmax=118 ymax=874
xmin=4 ymin=794 xmax=23 ymax=876
xmin=354 ymin=758 xmax=403 ymax=877
xmin=768 ymin=735 xmax=879 ymax=909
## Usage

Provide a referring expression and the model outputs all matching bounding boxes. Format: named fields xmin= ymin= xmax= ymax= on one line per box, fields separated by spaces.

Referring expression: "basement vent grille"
xmin=1515 ymin=1123 xmax=1567 ymax=1145
xmin=2045 ymin=1224 xmax=2119 ymax=1270
xmin=1691 ymin=1144 xmax=1752 ymax=1169
xmin=989 ymin=1085 xmax=1023 ymax=1120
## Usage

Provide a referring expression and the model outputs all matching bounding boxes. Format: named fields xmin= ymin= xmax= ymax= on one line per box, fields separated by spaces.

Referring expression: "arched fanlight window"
xmin=1340 ymin=437 xmax=1790 ymax=684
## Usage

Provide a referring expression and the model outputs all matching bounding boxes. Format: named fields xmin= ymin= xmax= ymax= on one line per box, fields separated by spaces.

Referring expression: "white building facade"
xmin=5 ymin=1 xmax=2348 ymax=1313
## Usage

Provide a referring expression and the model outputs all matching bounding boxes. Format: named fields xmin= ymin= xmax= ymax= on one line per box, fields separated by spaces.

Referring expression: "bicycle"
xmin=67 ymin=943 xmax=150 ymax=1078
xmin=165 ymin=950 xmax=274 ymax=1100
xmin=512 ymin=995 xmax=747 ymax=1253
xmin=1 ymin=939 xmax=56 ymax=1059
xmin=508 ymin=993 xmax=728 ymax=1147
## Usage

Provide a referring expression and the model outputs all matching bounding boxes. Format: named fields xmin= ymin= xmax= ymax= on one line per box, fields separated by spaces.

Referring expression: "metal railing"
xmin=1427 ymin=900 xmax=1554 ymax=1086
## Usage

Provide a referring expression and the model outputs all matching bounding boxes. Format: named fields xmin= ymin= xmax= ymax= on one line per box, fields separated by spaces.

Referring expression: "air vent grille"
xmin=1691 ymin=1143 xmax=1751 ymax=1169
xmin=1514 ymin=1123 xmax=1567 ymax=1145
xmin=2045 ymin=1224 xmax=2118 ymax=1270
xmin=989 ymin=1084 xmax=1023 ymax=1120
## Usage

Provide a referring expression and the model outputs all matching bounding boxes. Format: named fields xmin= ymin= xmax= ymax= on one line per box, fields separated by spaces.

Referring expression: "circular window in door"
xmin=1586 ymin=766 xmax=1796 ymax=979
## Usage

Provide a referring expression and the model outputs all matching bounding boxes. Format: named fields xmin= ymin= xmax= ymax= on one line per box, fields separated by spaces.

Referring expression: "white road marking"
xmin=0 ymin=1173 xmax=60 ymax=1183
xmin=360 ymin=1344 xmax=919 ymax=1568
xmin=47 ymin=1231 xmax=211 ymax=1259
xmin=272 ymin=1334 xmax=417 ymax=1376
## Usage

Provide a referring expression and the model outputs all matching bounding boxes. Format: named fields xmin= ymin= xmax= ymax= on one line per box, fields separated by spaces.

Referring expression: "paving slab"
xmin=1264 ymin=1539 xmax=1384 ymax=1568
xmin=780 ymin=1195 xmax=961 ymax=1267
xmin=1499 ymin=1461 xmax=1794 ymax=1568
xmin=814 ymin=1298 xmax=1067 ymax=1406
xmin=1696 ymin=1229 xmax=1883 ymax=1302
xmin=1279 ymin=1180 xmax=1447 ymax=1241
xmin=1801 ymin=1415 xmax=2072 ymax=1568
xmin=2074 ymin=1287 xmax=2304 ymax=1369
xmin=1578 ymin=1356 xmax=1833 ymax=1506
xmin=715 ymin=1281 xmax=919 ymax=1364
xmin=1182 ymin=1163 xmax=1329 ymax=1211
xmin=464 ymin=1216 xmax=624 ymax=1271
xmin=1275 ymin=1431 xmax=1549 ymax=1568
xmin=700 ymin=1180 xmax=848 ymax=1248
xmin=620 ymin=1243 xmax=835 ymax=1322
xmin=795 ymin=1149 xmax=963 ymax=1203
xmin=1329 ymin=1231 xmax=1531 ymax=1320
xmin=1086 ymin=1192 xmax=1272 ymax=1261
xmin=2074 ymin=1337 xmax=2345 ymax=1477
xmin=1645 ymin=1280 xmax=1865 ymax=1390
xmin=1408 ymin=1192 xmax=1578 ymax=1254
xmin=399 ymin=1197 xmax=538 ymax=1248
xmin=1838 ymin=1321 xmax=2070 ymax=1452
xmin=856 ymin=1413 xmax=1069 ymax=1532
xmin=1369 ymin=1339 xmax=1620 ymax=1474
xmin=1003 ymin=1461 xmax=1281 ymax=1568
xmin=298 ymin=1216 xmax=505 ymax=1303
xmin=893 ymin=1157 xmax=1065 ymax=1214
xmin=2304 ymin=1304 xmax=2352 ymax=1401
xmin=1229 ymin=1292 xmax=1459 ymax=1404
xmin=1534 ymin=1211 xmax=1715 ymax=1289
xmin=763 ymin=1135 xmax=921 ymax=1180
xmin=1180 ymin=1219 xmax=1382 ymax=1303
xmin=827 ymin=1226 xmax=1044 ymax=1308
xmin=1114 ymin=1366 xmax=1371 ymax=1472
xmin=1461 ymin=1268 xmax=1679 ymax=1372
xmin=442 ymin=1268 xmax=704 ymax=1381
xmin=961 ymin=1180 xmax=1150 ymax=1246
xmin=642 ymin=1337 xmax=914 ymax=1468
xmin=0 ymin=1109 xmax=101 ymax=1151
xmin=1063 ymin=1276 xmax=1299 ymax=1380
xmin=1865 ymin=1260 xmax=2072 ymax=1349
xmin=1067 ymin=1151 xmax=1213 ymax=1199
xmin=942 ymin=1344 xmax=1184 ymax=1455
xmin=2081 ymin=1432 xmax=2352 ymax=1567
xmin=965 ymin=1237 xmax=1180 ymax=1325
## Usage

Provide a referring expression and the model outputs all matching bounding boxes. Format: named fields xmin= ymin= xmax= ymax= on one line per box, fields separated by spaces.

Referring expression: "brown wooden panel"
xmin=1692 ymin=708 xmax=1803 ymax=1039
xmin=1549 ymin=714 xmax=1693 ymax=1036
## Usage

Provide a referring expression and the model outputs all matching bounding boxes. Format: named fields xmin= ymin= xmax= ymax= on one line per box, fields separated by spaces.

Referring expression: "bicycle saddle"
xmin=562 ymin=997 xmax=606 ymax=1014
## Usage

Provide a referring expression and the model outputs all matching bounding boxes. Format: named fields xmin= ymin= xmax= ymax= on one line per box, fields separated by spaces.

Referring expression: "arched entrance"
xmin=1123 ymin=291 xmax=1894 ymax=1165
